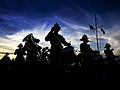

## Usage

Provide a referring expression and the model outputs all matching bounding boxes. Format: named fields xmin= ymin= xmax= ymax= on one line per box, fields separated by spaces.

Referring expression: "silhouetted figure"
xmin=14 ymin=43 xmax=26 ymax=62
xmin=104 ymin=43 xmax=117 ymax=80
xmin=1 ymin=53 xmax=11 ymax=64
xmin=104 ymin=43 xmax=115 ymax=64
xmin=78 ymin=34 xmax=95 ymax=79
xmin=0 ymin=53 xmax=11 ymax=72
xmin=45 ymin=23 xmax=71 ymax=72
xmin=23 ymin=33 xmax=42 ymax=72
xmin=79 ymin=34 xmax=94 ymax=66
xmin=14 ymin=43 xmax=26 ymax=72
xmin=80 ymin=34 xmax=93 ymax=55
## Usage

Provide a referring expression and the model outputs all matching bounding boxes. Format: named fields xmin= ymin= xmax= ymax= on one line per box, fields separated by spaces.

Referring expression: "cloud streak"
xmin=54 ymin=16 xmax=89 ymax=31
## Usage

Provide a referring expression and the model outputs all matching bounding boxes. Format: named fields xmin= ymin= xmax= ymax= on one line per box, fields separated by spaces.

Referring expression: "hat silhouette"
xmin=104 ymin=43 xmax=111 ymax=48
xmin=6 ymin=52 xmax=9 ymax=55
xmin=52 ymin=23 xmax=61 ymax=30
xmin=80 ymin=34 xmax=89 ymax=42
xmin=17 ymin=43 xmax=23 ymax=47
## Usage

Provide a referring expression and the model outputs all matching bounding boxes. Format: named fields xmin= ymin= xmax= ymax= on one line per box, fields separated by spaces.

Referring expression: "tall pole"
xmin=95 ymin=14 xmax=99 ymax=52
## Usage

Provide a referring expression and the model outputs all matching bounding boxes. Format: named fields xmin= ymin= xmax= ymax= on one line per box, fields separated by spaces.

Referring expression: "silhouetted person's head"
xmin=42 ymin=48 xmax=46 ymax=52
xmin=17 ymin=43 xmax=23 ymax=49
xmin=104 ymin=43 xmax=111 ymax=49
xmin=52 ymin=23 xmax=61 ymax=34
xmin=80 ymin=34 xmax=89 ymax=43
xmin=5 ymin=53 xmax=9 ymax=56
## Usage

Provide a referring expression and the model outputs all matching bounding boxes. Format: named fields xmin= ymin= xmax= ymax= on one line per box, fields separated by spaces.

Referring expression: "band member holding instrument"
xmin=80 ymin=34 xmax=93 ymax=55
xmin=14 ymin=43 xmax=26 ymax=72
xmin=14 ymin=43 xmax=26 ymax=63
xmin=45 ymin=23 xmax=70 ymax=72
xmin=104 ymin=43 xmax=115 ymax=64
xmin=23 ymin=33 xmax=42 ymax=72
xmin=79 ymin=34 xmax=94 ymax=78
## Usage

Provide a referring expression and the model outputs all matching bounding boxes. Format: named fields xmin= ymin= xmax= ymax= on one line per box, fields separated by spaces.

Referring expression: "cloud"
xmin=96 ymin=25 xmax=120 ymax=55
xmin=0 ymin=36 xmax=19 ymax=49
xmin=0 ymin=23 xmax=51 ymax=59
xmin=54 ymin=16 xmax=89 ymax=30
xmin=0 ymin=37 xmax=18 ymax=59
xmin=6 ymin=24 xmax=51 ymax=47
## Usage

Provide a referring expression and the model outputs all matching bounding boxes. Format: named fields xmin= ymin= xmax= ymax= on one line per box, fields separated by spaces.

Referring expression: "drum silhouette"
xmin=61 ymin=46 xmax=75 ymax=64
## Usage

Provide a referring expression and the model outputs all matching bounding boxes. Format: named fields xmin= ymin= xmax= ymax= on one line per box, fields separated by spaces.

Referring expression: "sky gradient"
xmin=0 ymin=0 xmax=120 ymax=59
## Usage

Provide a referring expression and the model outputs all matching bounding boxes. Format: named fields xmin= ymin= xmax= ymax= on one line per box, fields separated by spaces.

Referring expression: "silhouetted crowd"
xmin=0 ymin=23 xmax=120 ymax=80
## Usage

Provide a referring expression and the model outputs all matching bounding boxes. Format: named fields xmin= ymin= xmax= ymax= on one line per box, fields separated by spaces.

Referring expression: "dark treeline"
xmin=0 ymin=23 xmax=120 ymax=80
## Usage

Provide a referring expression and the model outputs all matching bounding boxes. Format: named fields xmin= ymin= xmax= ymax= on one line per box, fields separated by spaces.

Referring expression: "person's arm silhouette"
xmin=59 ymin=35 xmax=71 ymax=46
xmin=45 ymin=28 xmax=54 ymax=41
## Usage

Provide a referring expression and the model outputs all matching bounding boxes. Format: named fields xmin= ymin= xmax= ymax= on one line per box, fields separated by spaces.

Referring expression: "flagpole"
xmin=95 ymin=14 xmax=99 ymax=52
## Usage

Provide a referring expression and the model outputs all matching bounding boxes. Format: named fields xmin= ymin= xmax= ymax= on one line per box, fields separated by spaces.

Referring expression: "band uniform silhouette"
xmin=14 ymin=43 xmax=26 ymax=63
xmin=45 ymin=23 xmax=71 ymax=72
xmin=0 ymin=53 xmax=11 ymax=72
xmin=80 ymin=34 xmax=93 ymax=55
xmin=1 ymin=53 xmax=11 ymax=63
xmin=78 ymin=34 xmax=96 ymax=79
xmin=104 ymin=43 xmax=116 ymax=64
xmin=23 ymin=33 xmax=42 ymax=72
xmin=14 ymin=43 xmax=26 ymax=72
xmin=104 ymin=43 xmax=119 ymax=79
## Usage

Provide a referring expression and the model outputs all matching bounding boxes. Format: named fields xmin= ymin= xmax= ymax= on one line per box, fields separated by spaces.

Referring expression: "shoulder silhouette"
xmin=1 ymin=53 xmax=11 ymax=63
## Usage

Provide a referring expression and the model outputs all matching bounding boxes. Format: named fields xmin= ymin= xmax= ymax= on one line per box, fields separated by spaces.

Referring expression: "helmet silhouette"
xmin=80 ymin=34 xmax=89 ymax=41
xmin=17 ymin=43 xmax=23 ymax=47
xmin=104 ymin=43 xmax=111 ymax=48
xmin=52 ymin=23 xmax=61 ymax=30
xmin=5 ymin=52 xmax=9 ymax=55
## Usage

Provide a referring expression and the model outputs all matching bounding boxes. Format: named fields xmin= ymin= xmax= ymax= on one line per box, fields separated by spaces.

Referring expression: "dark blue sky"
xmin=0 ymin=0 xmax=120 ymax=33
xmin=0 ymin=0 xmax=120 ymax=54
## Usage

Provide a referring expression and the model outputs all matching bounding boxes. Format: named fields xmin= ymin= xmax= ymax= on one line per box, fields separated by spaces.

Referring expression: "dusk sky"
xmin=0 ymin=0 xmax=120 ymax=59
